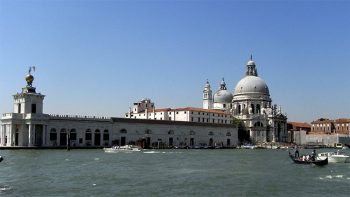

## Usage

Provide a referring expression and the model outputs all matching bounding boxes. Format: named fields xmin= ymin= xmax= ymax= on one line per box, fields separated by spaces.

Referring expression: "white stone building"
xmin=125 ymin=99 xmax=233 ymax=124
xmin=203 ymin=56 xmax=288 ymax=143
xmin=0 ymin=71 xmax=238 ymax=148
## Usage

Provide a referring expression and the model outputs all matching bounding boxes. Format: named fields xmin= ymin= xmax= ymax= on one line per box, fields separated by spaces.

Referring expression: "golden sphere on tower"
xmin=25 ymin=74 xmax=34 ymax=84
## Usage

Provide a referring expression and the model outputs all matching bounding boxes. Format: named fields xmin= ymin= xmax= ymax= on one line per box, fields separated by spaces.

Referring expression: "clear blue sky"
xmin=0 ymin=0 xmax=349 ymax=123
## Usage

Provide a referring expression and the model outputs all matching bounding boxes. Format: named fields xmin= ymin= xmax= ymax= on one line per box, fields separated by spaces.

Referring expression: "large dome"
xmin=214 ymin=89 xmax=233 ymax=103
xmin=234 ymin=76 xmax=270 ymax=96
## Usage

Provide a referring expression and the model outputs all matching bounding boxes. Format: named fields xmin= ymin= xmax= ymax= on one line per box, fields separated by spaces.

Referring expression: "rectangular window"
xmin=18 ymin=104 xmax=21 ymax=113
xmin=79 ymin=138 xmax=83 ymax=144
xmin=31 ymin=104 xmax=37 ymax=113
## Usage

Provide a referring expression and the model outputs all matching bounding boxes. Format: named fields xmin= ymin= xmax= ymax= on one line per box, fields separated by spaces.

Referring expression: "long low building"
xmin=0 ymin=72 xmax=238 ymax=148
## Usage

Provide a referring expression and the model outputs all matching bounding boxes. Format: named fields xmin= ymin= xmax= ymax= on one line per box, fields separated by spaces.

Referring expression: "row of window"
xmin=190 ymin=117 xmax=230 ymax=124
xmin=237 ymin=104 xmax=261 ymax=114
xmin=49 ymin=128 xmax=232 ymax=139
xmin=135 ymin=111 xmax=230 ymax=118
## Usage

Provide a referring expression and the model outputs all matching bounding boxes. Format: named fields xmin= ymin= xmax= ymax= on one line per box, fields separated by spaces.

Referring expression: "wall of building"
xmin=0 ymin=116 xmax=238 ymax=148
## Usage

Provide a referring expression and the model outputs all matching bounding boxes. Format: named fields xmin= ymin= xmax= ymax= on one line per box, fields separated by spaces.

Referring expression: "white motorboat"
xmin=103 ymin=145 xmax=142 ymax=153
xmin=240 ymin=144 xmax=256 ymax=149
xmin=318 ymin=151 xmax=350 ymax=163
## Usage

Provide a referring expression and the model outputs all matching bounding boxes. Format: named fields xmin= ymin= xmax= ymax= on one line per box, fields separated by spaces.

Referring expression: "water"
xmin=1 ymin=149 xmax=350 ymax=196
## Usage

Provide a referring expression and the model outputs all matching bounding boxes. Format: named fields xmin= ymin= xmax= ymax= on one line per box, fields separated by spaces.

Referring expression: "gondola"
xmin=289 ymin=153 xmax=328 ymax=166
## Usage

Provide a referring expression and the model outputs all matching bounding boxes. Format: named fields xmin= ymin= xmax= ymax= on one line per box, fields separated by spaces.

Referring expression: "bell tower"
xmin=13 ymin=66 xmax=45 ymax=114
xmin=203 ymin=80 xmax=213 ymax=109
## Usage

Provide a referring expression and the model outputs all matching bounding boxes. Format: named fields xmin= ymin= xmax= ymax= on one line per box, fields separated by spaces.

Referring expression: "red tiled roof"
xmin=174 ymin=107 xmax=229 ymax=114
xmin=335 ymin=118 xmax=350 ymax=123
xmin=144 ymin=107 xmax=230 ymax=115
xmin=311 ymin=119 xmax=334 ymax=124
xmin=288 ymin=122 xmax=311 ymax=128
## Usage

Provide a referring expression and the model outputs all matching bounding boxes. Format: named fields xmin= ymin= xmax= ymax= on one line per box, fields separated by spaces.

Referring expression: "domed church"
xmin=203 ymin=56 xmax=287 ymax=143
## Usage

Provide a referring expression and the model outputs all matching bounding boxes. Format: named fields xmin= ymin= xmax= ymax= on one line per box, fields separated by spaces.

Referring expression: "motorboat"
xmin=240 ymin=144 xmax=256 ymax=149
xmin=318 ymin=151 xmax=350 ymax=163
xmin=103 ymin=145 xmax=142 ymax=153
xmin=289 ymin=153 xmax=328 ymax=166
xmin=0 ymin=156 xmax=3 ymax=162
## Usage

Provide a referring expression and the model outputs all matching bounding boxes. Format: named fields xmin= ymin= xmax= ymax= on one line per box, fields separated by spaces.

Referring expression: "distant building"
xmin=334 ymin=119 xmax=350 ymax=135
xmin=203 ymin=56 xmax=288 ymax=143
xmin=287 ymin=122 xmax=311 ymax=145
xmin=288 ymin=122 xmax=311 ymax=133
xmin=125 ymin=99 xmax=233 ymax=124
xmin=310 ymin=118 xmax=335 ymax=134
xmin=306 ymin=118 xmax=350 ymax=146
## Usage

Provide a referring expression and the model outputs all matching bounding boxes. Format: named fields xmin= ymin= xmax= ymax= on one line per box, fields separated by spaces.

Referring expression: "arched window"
xmin=50 ymin=128 xmax=57 ymax=141
xmin=254 ymin=122 xmax=264 ymax=127
xmin=85 ymin=129 xmax=92 ymax=141
xmin=70 ymin=129 xmax=77 ymax=141
xmin=251 ymin=104 xmax=255 ymax=114
xmin=238 ymin=105 xmax=241 ymax=114
xmin=120 ymin=129 xmax=127 ymax=134
xmin=256 ymin=104 xmax=261 ymax=114
xmin=60 ymin=128 xmax=66 ymax=133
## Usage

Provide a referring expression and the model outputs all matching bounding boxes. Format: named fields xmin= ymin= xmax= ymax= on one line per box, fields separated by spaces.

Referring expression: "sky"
xmin=0 ymin=0 xmax=349 ymax=123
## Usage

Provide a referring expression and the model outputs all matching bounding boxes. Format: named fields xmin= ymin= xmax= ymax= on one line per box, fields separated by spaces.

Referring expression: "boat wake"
xmin=0 ymin=185 xmax=12 ymax=193
xmin=143 ymin=151 xmax=182 ymax=154
xmin=319 ymin=174 xmax=350 ymax=181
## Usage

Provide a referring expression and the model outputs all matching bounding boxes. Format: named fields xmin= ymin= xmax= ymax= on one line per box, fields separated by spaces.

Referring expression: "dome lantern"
xmin=245 ymin=55 xmax=258 ymax=77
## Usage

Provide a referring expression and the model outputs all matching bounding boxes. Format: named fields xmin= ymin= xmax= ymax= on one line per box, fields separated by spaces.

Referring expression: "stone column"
xmin=28 ymin=124 xmax=34 ymax=146
xmin=1 ymin=125 xmax=5 ymax=146
xmin=10 ymin=124 xmax=15 ymax=146
xmin=43 ymin=125 xmax=47 ymax=146
xmin=272 ymin=127 xmax=276 ymax=143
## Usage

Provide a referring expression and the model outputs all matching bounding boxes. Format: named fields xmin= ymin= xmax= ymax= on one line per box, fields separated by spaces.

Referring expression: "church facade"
xmin=203 ymin=57 xmax=288 ymax=143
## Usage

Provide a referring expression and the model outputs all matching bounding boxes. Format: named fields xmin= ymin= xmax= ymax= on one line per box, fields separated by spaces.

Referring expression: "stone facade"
xmin=0 ymin=72 xmax=238 ymax=148
xmin=125 ymin=99 xmax=233 ymax=125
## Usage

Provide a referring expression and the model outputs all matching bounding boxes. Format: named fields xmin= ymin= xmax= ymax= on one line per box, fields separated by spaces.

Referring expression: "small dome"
xmin=247 ymin=60 xmax=255 ymax=66
xmin=234 ymin=76 xmax=269 ymax=96
xmin=214 ymin=90 xmax=233 ymax=103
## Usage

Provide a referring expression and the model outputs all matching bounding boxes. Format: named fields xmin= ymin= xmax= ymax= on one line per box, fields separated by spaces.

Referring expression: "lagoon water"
xmin=1 ymin=149 xmax=350 ymax=197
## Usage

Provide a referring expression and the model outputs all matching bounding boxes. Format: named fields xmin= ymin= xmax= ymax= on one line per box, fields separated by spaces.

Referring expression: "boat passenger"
xmin=311 ymin=149 xmax=316 ymax=161
xmin=294 ymin=147 xmax=299 ymax=158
